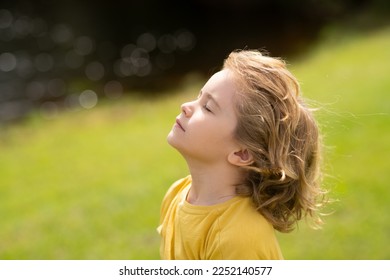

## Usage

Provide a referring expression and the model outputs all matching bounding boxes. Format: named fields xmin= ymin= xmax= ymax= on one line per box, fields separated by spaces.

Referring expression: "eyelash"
xmin=203 ymin=104 xmax=212 ymax=113
xmin=197 ymin=92 xmax=213 ymax=113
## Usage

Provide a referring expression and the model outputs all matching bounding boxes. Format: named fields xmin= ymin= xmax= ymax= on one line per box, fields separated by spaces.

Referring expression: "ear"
xmin=228 ymin=149 xmax=254 ymax=167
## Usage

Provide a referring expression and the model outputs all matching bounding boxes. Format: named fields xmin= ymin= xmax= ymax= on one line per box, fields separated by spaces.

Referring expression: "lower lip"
xmin=174 ymin=122 xmax=185 ymax=131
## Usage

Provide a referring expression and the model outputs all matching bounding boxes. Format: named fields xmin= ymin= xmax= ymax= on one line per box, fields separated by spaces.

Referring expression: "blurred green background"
xmin=0 ymin=1 xmax=389 ymax=259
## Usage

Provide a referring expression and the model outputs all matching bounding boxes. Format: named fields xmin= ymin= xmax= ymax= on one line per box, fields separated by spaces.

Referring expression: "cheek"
xmin=191 ymin=119 xmax=219 ymax=138
xmin=189 ymin=113 xmax=237 ymax=141
xmin=202 ymin=122 xmax=236 ymax=146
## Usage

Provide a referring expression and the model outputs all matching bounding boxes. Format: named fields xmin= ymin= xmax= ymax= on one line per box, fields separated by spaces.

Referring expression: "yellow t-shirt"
xmin=158 ymin=176 xmax=283 ymax=260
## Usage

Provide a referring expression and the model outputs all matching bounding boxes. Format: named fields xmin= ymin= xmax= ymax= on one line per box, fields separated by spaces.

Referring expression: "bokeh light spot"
xmin=137 ymin=33 xmax=156 ymax=52
xmin=65 ymin=94 xmax=81 ymax=111
xmin=40 ymin=101 xmax=59 ymax=119
xmin=79 ymin=90 xmax=98 ymax=109
xmin=104 ymin=80 xmax=123 ymax=99
xmin=16 ymin=53 xmax=34 ymax=78
xmin=34 ymin=53 xmax=53 ymax=72
xmin=14 ymin=16 xmax=32 ymax=38
xmin=0 ymin=9 xmax=13 ymax=29
xmin=74 ymin=36 xmax=95 ymax=56
xmin=26 ymin=81 xmax=46 ymax=100
xmin=131 ymin=48 xmax=149 ymax=67
xmin=175 ymin=29 xmax=196 ymax=51
xmin=114 ymin=59 xmax=134 ymax=77
xmin=85 ymin=61 xmax=105 ymax=81
xmin=121 ymin=43 xmax=136 ymax=58
xmin=50 ymin=23 xmax=73 ymax=44
xmin=157 ymin=34 xmax=176 ymax=53
xmin=135 ymin=63 xmax=152 ymax=77
xmin=0 ymin=52 xmax=17 ymax=72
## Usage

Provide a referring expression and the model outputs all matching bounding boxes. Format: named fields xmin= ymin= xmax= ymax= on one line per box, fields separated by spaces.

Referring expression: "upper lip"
xmin=176 ymin=118 xmax=185 ymax=131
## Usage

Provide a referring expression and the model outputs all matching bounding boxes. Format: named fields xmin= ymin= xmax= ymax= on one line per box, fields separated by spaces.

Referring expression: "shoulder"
xmin=220 ymin=197 xmax=274 ymax=235
xmin=160 ymin=176 xmax=191 ymax=217
xmin=163 ymin=175 xmax=191 ymax=201
xmin=207 ymin=197 xmax=283 ymax=259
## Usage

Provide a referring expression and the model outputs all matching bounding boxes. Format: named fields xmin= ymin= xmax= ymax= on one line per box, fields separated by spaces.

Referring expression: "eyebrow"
xmin=199 ymin=90 xmax=221 ymax=110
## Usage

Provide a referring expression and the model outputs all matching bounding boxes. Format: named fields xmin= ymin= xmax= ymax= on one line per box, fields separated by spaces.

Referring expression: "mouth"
xmin=175 ymin=118 xmax=185 ymax=132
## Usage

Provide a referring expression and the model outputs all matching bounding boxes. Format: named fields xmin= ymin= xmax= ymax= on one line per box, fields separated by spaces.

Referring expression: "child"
xmin=158 ymin=49 xmax=326 ymax=259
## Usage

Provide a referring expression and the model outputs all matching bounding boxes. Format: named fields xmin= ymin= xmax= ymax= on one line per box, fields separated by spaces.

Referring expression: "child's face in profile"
xmin=167 ymin=69 xmax=240 ymax=163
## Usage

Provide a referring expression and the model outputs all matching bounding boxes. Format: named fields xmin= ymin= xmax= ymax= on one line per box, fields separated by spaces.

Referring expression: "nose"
xmin=181 ymin=101 xmax=193 ymax=117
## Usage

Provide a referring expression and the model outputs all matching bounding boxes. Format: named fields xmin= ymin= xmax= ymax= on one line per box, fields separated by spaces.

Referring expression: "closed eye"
xmin=203 ymin=104 xmax=213 ymax=113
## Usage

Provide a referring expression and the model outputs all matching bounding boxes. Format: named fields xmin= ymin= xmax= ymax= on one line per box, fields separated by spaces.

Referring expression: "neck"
xmin=185 ymin=158 xmax=242 ymax=206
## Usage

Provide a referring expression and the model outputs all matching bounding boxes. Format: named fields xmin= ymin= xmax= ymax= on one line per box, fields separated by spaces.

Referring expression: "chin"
xmin=168 ymin=135 xmax=189 ymax=158
xmin=167 ymin=131 xmax=179 ymax=148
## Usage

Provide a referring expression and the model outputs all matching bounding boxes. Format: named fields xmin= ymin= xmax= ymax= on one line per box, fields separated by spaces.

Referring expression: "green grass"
xmin=0 ymin=93 xmax=191 ymax=259
xmin=278 ymin=26 xmax=390 ymax=259
xmin=1 ymin=26 xmax=389 ymax=259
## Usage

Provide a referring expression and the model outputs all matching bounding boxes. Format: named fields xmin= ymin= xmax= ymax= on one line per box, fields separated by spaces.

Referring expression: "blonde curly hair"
xmin=223 ymin=49 xmax=327 ymax=233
